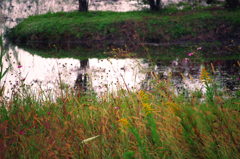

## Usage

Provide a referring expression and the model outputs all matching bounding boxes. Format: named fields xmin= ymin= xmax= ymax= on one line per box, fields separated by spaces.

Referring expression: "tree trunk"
xmin=78 ymin=0 xmax=88 ymax=12
xmin=149 ymin=0 xmax=155 ymax=10
xmin=156 ymin=0 xmax=160 ymax=11
xmin=149 ymin=0 xmax=161 ymax=11
xmin=206 ymin=0 xmax=214 ymax=4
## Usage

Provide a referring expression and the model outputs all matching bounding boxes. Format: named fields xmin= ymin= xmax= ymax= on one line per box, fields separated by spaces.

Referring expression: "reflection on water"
xmin=2 ymin=45 xmax=80 ymax=99
xmin=142 ymin=57 xmax=240 ymax=98
xmin=141 ymin=58 xmax=205 ymax=97
xmin=88 ymin=57 xmax=148 ymax=96
xmin=2 ymin=43 xmax=240 ymax=100
xmin=2 ymin=45 xmax=149 ymax=99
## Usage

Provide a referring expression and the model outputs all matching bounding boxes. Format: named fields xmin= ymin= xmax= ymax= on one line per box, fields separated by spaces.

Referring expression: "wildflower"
xmin=17 ymin=65 xmax=22 ymax=68
xmin=184 ymin=58 xmax=189 ymax=63
xmin=139 ymin=90 xmax=149 ymax=103
xmin=199 ymin=68 xmax=213 ymax=83
xmin=138 ymin=90 xmax=153 ymax=115
xmin=142 ymin=103 xmax=153 ymax=115
xmin=18 ymin=131 xmax=23 ymax=135
xmin=165 ymin=102 xmax=179 ymax=114
xmin=21 ymin=78 xmax=25 ymax=81
xmin=175 ymin=85 xmax=178 ymax=87
xmin=118 ymin=118 xmax=130 ymax=128
xmin=139 ymin=89 xmax=144 ymax=97
xmin=188 ymin=53 xmax=194 ymax=56
xmin=47 ymin=112 xmax=50 ymax=115
xmin=236 ymin=77 xmax=239 ymax=81
xmin=197 ymin=47 xmax=201 ymax=50
xmin=142 ymin=94 xmax=149 ymax=102
xmin=114 ymin=107 xmax=119 ymax=110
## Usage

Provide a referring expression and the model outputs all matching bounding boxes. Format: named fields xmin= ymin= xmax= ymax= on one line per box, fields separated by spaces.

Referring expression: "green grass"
xmin=6 ymin=6 xmax=240 ymax=44
xmin=1 ymin=35 xmax=240 ymax=158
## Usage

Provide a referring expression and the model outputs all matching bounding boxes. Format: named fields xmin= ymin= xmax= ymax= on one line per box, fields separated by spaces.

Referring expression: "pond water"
xmin=2 ymin=43 xmax=150 ymax=99
xmin=1 ymin=0 xmax=240 ymax=100
xmin=2 ymin=41 xmax=240 ymax=100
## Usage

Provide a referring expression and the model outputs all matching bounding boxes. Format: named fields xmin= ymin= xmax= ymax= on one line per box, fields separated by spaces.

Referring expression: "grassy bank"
xmin=7 ymin=5 xmax=240 ymax=44
xmin=1 ymin=35 xmax=240 ymax=158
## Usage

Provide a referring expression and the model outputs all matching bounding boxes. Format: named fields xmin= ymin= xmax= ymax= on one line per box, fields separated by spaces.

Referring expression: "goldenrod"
xmin=138 ymin=89 xmax=153 ymax=115
xmin=118 ymin=118 xmax=130 ymax=128
xmin=165 ymin=102 xmax=179 ymax=114
xmin=199 ymin=68 xmax=213 ymax=83
xmin=142 ymin=103 xmax=154 ymax=116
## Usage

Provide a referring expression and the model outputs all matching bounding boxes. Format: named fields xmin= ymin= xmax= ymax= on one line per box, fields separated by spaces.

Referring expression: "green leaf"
xmin=1 ymin=66 xmax=10 ymax=79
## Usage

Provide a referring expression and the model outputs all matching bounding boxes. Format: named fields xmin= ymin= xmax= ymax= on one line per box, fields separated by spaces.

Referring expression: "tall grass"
xmin=0 ymin=35 xmax=240 ymax=158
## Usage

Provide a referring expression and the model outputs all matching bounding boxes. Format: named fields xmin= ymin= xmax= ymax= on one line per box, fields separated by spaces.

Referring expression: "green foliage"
xmin=123 ymin=151 xmax=135 ymax=159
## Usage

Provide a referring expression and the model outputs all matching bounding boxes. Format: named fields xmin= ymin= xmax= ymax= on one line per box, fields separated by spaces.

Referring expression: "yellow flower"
xmin=142 ymin=103 xmax=154 ymax=115
xmin=199 ymin=68 xmax=213 ymax=83
xmin=138 ymin=90 xmax=153 ymax=115
xmin=118 ymin=118 xmax=130 ymax=128
xmin=139 ymin=89 xmax=149 ymax=103
xmin=142 ymin=94 xmax=149 ymax=102
xmin=139 ymin=89 xmax=144 ymax=98
xmin=165 ymin=102 xmax=179 ymax=114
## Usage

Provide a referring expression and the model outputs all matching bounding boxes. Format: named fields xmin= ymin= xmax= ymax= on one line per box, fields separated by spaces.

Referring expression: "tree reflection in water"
xmin=74 ymin=59 xmax=89 ymax=96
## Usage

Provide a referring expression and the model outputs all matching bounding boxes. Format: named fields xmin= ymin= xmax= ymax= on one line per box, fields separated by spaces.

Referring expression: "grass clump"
xmin=1 ymin=36 xmax=240 ymax=158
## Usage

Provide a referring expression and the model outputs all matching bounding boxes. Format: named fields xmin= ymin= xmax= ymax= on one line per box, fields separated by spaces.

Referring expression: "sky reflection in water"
xmin=2 ymin=46 xmax=154 ymax=98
